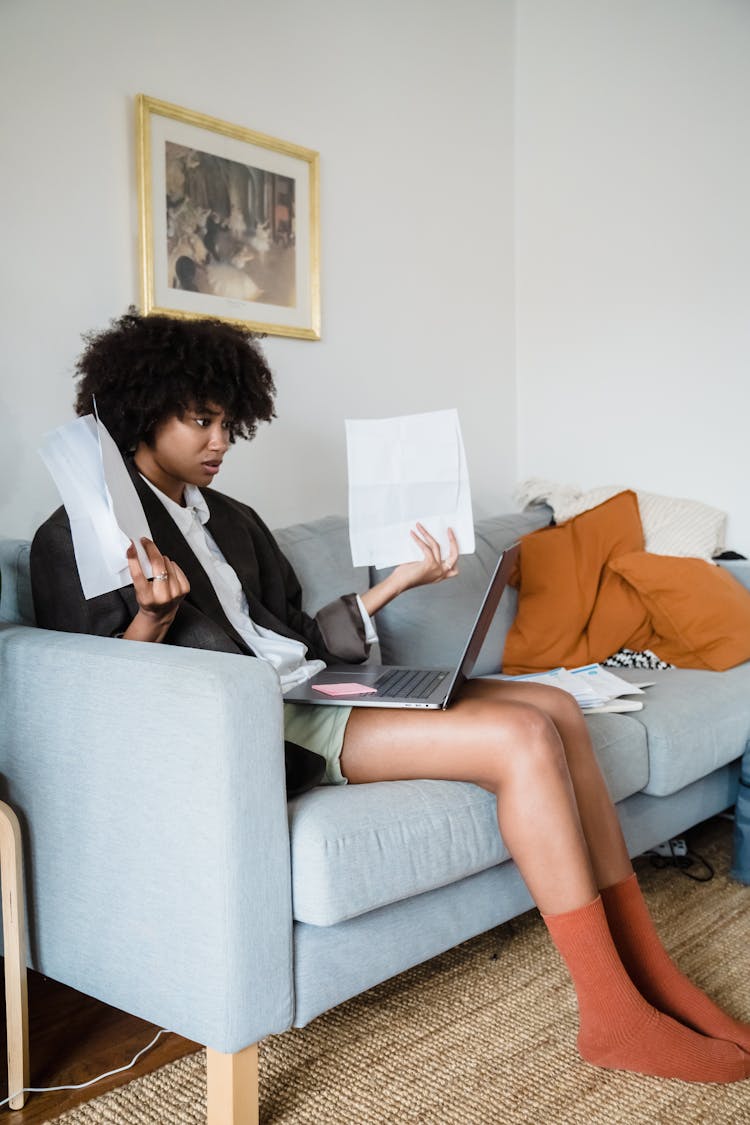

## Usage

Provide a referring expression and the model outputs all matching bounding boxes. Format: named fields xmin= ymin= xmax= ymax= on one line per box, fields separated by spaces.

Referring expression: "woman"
xmin=32 ymin=311 xmax=750 ymax=1084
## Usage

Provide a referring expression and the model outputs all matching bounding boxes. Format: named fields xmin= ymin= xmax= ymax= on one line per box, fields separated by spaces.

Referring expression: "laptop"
xmin=284 ymin=543 xmax=519 ymax=710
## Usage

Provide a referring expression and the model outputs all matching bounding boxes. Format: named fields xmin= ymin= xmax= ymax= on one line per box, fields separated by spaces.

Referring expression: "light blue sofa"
xmin=1 ymin=509 xmax=749 ymax=1123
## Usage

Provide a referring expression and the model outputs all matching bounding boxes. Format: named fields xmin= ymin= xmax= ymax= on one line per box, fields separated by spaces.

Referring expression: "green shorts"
xmin=283 ymin=702 xmax=352 ymax=786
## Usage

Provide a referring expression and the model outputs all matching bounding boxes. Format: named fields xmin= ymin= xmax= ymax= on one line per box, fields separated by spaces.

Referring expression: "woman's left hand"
xmin=391 ymin=523 xmax=460 ymax=593
xmin=359 ymin=524 xmax=460 ymax=619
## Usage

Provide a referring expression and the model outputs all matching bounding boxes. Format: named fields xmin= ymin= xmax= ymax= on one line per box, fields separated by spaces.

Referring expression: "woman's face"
xmin=134 ymin=403 xmax=232 ymax=503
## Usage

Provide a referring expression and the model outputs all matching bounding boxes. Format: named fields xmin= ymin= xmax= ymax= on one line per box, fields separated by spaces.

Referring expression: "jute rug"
xmin=51 ymin=817 xmax=750 ymax=1124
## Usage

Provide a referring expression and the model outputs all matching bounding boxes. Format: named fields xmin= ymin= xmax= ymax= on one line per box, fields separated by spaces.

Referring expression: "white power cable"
xmin=0 ymin=1026 xmax=170 ymax=1109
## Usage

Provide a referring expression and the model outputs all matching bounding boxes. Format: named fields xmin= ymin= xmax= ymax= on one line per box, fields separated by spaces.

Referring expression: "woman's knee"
xmin=469 ymin=677 xmax=587 ymax=736
xmin=508 ymin=702 xmax=568 ymax=773
xmin=468 ymin=700 xmax=567 ymax=788
xmin=530 ymin=684 xmax=587 ymax=729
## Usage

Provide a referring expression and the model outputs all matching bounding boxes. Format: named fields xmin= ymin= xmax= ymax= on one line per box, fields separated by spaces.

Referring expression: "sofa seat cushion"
xmin=288 ymin=713 xmax=648 ymax=926
xmin=614 ymin=664 xmax=750 ymax=797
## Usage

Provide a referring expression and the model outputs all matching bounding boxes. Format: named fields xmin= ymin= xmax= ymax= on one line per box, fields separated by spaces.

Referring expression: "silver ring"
xmin=152 ymin=571 xmax=169 ymax=582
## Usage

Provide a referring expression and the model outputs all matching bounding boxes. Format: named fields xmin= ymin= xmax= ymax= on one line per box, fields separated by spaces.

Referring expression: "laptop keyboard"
xmin=375 ymin=668 xmax=447 ymax=699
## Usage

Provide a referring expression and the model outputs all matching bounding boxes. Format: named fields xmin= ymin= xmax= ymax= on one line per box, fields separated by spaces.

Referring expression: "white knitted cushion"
xmin=515 ymin=479 xmax=726 ymax=561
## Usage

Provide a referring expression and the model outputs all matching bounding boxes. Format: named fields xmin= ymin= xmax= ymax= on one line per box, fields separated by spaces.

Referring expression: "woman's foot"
xmin=578 ymin=997 xmax=750 ymax=1083
xmin=544 ymin=895 xmax=750 ymax=1083
xmin=601 ymin=873 xmax=750 ymax=1053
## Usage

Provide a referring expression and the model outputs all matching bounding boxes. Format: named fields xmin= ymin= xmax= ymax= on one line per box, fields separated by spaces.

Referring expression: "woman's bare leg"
xmin=463 ymin=679 xmax=634 ymax=890
xmin=341 ymin=694 xmax=597 ymax=915
xmin=474 ymin=682 xmax=750 ymax=1053
xmin=343 ymin=679 xmax=632 ymax=899
xmin=340 ymin=690 xmax=750 ymax=1081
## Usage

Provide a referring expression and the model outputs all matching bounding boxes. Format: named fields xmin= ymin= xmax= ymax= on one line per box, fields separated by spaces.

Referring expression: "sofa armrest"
xmin=0 ymin=623 xmax=293 ymax=1053
xmin=717 ymin=558 xmax=750 ymax=593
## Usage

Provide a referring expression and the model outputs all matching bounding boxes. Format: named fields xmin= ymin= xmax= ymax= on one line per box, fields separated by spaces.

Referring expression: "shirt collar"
xmin=139 ymin=475 xmax=211 ymax=530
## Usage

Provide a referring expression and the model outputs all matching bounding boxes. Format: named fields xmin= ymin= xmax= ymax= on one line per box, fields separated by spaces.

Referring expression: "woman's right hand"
xmin=122 ymin=537 xmax=190 ymax=643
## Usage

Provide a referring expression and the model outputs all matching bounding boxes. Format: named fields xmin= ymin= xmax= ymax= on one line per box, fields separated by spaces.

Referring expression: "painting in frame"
xmin=136 ymin=94 xmax=321 ymax=340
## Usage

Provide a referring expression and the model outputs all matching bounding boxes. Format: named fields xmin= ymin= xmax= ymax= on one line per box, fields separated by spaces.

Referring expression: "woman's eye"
xmin=195 ymin=417 xmax=209 ymax=428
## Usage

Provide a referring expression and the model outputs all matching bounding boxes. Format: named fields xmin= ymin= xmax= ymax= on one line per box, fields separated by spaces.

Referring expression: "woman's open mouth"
xmin=201 ymin=460 xmax=222 ymax=476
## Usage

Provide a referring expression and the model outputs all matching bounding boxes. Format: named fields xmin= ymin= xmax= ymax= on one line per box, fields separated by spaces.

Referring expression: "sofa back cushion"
xmin=371 ymin=509 xmax=552 ymax=674
xmin=0 ymin=539 xmax=35 ymax=626
xmin=274 ymin=515 xmax=372 ymax=617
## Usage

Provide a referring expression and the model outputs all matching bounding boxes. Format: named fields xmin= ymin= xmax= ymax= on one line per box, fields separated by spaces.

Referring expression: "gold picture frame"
xmin=136 ymin=94 xmax=321 ymax=340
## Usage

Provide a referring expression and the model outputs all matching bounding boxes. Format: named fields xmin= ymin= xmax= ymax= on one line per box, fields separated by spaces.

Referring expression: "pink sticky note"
xmin=312 ymin=682 xmax=378 ymax=697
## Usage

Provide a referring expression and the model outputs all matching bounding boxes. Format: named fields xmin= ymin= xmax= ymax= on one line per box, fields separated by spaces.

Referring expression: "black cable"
xmin=648 ymin=840 xmax=714 ymax=882
xmin=679 ymin=850 xmax=714 ymax=882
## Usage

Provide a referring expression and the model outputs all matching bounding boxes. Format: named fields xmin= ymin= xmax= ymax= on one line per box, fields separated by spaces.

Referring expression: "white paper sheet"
xmin=346 ymin=409 xmax=475 ymax=568
xmin=487 ymin=663 xmax=648 ymax=712
xmin=39 ymin=414 xmax=153 ymax=599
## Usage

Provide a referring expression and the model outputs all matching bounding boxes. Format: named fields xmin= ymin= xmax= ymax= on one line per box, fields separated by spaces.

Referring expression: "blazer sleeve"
xmin=308 ymin=594 xmax=370 ymax=664
xmin=30 ymin=509 xmax=134 ymax=638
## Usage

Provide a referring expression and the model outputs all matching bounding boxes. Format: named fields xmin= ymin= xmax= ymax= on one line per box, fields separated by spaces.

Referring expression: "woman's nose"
xmin=208 ymin=426 xmax=230 ymax=451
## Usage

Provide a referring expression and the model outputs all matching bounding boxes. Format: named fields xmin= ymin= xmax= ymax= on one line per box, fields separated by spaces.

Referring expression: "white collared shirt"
xmin=141 ymin=478 xmax=376 ymax=692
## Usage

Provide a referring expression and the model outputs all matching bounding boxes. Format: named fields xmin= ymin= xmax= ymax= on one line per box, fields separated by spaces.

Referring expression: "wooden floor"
xmin=0 ymin=965 xmax=198 ymax=1123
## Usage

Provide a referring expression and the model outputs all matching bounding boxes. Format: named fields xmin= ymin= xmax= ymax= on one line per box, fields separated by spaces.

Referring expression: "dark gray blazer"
xmin=31 ymin=469 xmax=369 ymax=664
xmin=30 ymin=470 xmax=369 ymax=796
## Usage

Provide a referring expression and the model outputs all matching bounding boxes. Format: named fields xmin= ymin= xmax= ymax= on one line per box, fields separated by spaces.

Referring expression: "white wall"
xmin=5 ymin=1 xmax=748 ymax=556
xmin=516 ymin=0 xmax=750 ymax=553
xmin=0 ymin=0 xmax=516 ymax=540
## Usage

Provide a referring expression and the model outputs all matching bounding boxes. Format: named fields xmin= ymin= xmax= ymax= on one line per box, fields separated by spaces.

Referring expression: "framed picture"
xmin=135 ymin=94 xmax=320 ymax=340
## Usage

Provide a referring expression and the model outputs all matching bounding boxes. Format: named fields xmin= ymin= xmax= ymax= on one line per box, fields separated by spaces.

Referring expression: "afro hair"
xmin=74 ymin=310 xmax=277 ymax=451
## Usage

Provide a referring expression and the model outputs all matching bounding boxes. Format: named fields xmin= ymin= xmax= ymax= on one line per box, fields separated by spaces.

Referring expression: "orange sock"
xmin=601 ymin=872 xmax=750 ymax=1053
xmin=543 ymin=896 xmax=750 ymax=1082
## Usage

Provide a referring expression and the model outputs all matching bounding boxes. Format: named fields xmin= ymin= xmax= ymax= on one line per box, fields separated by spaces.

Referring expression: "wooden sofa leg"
xmin=0 ymin=800 xmax=29 ymax=1110
xmin=206 ymin=1043 xmax=259 ymax=1125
